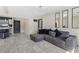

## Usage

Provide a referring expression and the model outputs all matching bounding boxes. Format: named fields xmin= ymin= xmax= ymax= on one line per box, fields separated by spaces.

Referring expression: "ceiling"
xmin=0 ymin=6 xmax=73 ymax=18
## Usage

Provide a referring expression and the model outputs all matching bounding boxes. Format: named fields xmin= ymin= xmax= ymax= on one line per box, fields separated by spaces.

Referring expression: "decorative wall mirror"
xmin=55 ymin=12 xmax=60 ymax=28
xmin=38 ymin=19 xmax=43 ymax=30
xmin=62 ymin=9 xmax=68 ymax=28
xmin=72 ymin=7 xmax=79 ymax=28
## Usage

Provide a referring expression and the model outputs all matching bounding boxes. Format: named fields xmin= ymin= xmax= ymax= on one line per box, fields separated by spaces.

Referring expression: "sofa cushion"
xmin=59 ymin=31 xmax=69 ymax=39
xmin=54 ymin=38 xmax=65 ymax=49
xmin=38 ymin=29 xmax=52 ymax=35
xmin=49 ymin=31 xmax=56 ymax=37
xmin=45 ymin=35 xmax=65 ymax=49
xmin=30 ymin=34 xmax=45 ymax=42
xmin=54 ymin=29 xmax=62 ymax=37
xmin=57 ymin=37 xmax=66 ymax=41
xmin=38 ymin=29 xmax=45 ymax=34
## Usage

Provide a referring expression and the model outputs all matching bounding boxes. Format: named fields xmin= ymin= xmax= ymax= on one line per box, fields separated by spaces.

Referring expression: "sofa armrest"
xmin=65 ymin=36 xmax=77 ymax=50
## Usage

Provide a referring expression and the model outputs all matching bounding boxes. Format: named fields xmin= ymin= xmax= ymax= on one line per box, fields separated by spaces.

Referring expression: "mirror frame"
xmin=62 ymin=9 xmax=68 ymax=28
xmin=38 ymin=19 xmax=43 ymax=30
xmin=55 ymin=12 xmax=60 ymax=28
xmin=72 ymin=6 xmax=79 ymax=29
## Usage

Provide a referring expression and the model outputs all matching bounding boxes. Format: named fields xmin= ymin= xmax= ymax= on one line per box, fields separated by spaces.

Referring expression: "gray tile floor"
xmin=0 ymin=33 xmax=78 ymax=53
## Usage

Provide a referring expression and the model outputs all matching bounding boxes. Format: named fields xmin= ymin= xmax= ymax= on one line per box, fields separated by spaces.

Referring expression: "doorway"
xmin=14 ymin=20 xmax=20 ymax=33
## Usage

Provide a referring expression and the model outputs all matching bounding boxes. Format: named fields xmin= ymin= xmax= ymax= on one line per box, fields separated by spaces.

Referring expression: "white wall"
xmin=24 ymin=18 xmax=38 ymax=35
xmin=42 ymin=13 xmax=54 ymax=29
xmin=73 ymin=16 xmax=79 ymax=27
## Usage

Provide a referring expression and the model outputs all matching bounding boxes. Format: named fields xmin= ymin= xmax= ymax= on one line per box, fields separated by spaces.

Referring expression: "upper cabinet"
xmin=72 ymin=7 xmax=79 ymax=28
xmin=62 ymin=9 xmax=68 ymax=28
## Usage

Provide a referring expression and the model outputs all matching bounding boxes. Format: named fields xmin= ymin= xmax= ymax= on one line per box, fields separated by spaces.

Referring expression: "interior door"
xmin=14 ymin=20 xmax=20 ymax=33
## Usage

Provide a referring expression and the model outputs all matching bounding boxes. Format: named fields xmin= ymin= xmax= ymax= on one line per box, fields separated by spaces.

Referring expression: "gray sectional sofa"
xmin=30 ymin=29 xmax=77 ymax=51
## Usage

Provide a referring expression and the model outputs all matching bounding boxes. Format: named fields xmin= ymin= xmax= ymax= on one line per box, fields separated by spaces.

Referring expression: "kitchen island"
xmin=0 ymin=27 xmax=9 ymax=39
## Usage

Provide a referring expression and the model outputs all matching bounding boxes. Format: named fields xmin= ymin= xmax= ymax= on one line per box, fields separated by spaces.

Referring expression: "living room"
xmin=0 ymin=6 xmax=79 ymax=53
xmin=1 ymin=0 xmax=79 ymax=59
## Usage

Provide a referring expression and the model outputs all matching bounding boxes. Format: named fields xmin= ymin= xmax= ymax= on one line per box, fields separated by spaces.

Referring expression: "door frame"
xmin=13 ymin=20 xmax=20 ymax=33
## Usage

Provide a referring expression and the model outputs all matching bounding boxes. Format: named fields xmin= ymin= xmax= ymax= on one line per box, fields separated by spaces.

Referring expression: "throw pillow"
xmin=38 ymin=29 xmax=52 ymax=34
xmin=54 ymin=29 xmax=62 ymax=37
xmin=38 ymin=29 xmax=46 ymax=34
xmin=49 ymin=31 xmax=56 ymax=37
xmin=59 ymin=31 xmax=69 ymax=39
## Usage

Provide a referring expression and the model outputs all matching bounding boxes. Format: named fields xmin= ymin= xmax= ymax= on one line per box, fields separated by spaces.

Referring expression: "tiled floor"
xmin=0 ymin=33 xmax=78 ymax=53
